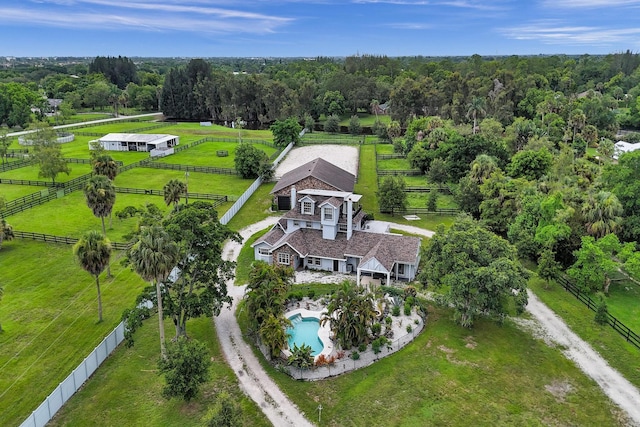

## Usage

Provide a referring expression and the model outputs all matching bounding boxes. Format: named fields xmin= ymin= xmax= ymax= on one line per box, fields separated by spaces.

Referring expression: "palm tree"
xmin=84 ymin=175 xmax=116 ymax=237
xmin=568 ymin=109 xmax=586 ymax=142
xmin=163 ymin=179 xmax=187 ymax=210
xmin=74 ymin=230 xmax=111 ymax=322
xmin=370 ymin=99 xmax=380 ymax=119
xmin=469 ymin=154 xmax=498 ymax=185
xmin=582 ymin=191 xmax=623 ymax=238
xmin=466 ymin=96 xmax=486 ymax=134
xmin=322 ymin=281 xmax=376 ymax=349
xmin=92 ymin=154 xmax=118 ymax=180
xmin=128 ymin=225 xmax=180 ymax=358
xmin=0 ymin=218 xmax=15 ymax=250
xmin=259 ymin=313 xmax=292 ymax=359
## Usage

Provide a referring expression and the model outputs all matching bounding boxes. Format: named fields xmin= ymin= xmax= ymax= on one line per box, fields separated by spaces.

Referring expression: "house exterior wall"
xmin=253 ymin=243 xmax=272 ymax=264
xmin=272 ymin=245 xmax=298 ymax=268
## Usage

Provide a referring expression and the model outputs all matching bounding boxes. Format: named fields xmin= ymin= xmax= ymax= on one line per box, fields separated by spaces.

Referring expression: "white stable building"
xmin=89 ymin=133 xmax=179 ymax=156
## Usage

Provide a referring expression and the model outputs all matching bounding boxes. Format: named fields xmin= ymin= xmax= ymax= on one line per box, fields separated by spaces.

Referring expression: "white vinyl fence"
xmin=20 ymin=138 xmax=297 ymax=427
xmin=20 ymin=323 xmax=125 ymax=427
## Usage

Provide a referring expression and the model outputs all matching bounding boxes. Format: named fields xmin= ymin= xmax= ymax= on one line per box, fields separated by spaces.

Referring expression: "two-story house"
xmin=252 ymin=158 xmax=421 ymax=286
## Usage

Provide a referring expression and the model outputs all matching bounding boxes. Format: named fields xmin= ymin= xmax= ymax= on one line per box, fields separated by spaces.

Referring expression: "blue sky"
xmin=2 ymin=0 xmax=640 ymax=57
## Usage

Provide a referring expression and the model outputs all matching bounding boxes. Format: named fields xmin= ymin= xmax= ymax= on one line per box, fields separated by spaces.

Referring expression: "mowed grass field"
xmin=156 ymin=141 xmax=278 ymax=168
xmin=0 ymin=163 xmax=93 ymax=183
xmin=239 ymin=302 xmax=631 ymax=426
xmin=0 ymin=119 xmax=262 ymax=425
xmin=0 ymin=239 xmax=148 ymax=427
xmin=0 ymin=184 xmax=46 ymax=202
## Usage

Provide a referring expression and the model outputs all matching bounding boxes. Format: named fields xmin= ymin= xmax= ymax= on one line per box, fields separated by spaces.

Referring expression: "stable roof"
xmin=271 ymin=158 xmax=355 ymax=194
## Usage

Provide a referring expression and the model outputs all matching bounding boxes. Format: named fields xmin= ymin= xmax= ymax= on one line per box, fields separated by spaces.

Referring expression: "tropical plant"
xmin=84 ymin=175 xmax=116 ymax=237
xmin=466 ymin=97 xmax=486 ymax=134
xmin=205 ymin=392 xmax=243 ymax=427
xmin=73 ymin=230 xmax=112 ymax=322
xmin=92 ymin=154 xmax=118 ymax=180
xmin=582 ymin=191 xmax=623 ymax=238
xmin=163 ymin=179 xmax=187 ymax=209
xmin=260 ymin=313 xmax=292 ymax=359
xmin=287 ymin=343 xmax=314 ymax=371
xmin=128 ymin=225 xmax=180 ymax=358
xmin=245 ymin=261 xmax=294 ymax=330
xmin=322 ymin=281 xmax=376 ymax=349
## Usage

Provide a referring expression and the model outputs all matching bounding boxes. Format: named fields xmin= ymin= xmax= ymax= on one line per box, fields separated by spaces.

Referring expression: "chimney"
xmin=347 ymin=196 xmax=353 ymax=240
xmin=290 ymin=186 xmax=296 ymax=210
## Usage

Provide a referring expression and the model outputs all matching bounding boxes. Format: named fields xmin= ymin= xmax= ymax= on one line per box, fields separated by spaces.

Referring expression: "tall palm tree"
xmin=163 ymin=179 xmax=187 ymax=210
xmin=84 ymin=175 xmax=116 ymax=237
xmin=322 ymin=281 xmax=376 ymax=349
xmin=84 ymin=175 xmax=116 ymax=276
xmin=370 ymin=99 xmax=380 ymax=119
xmin=0 ymin=218 xmax=14 ymax=250
xmin=128 ymin=225 xmax=180 ymax=358
xmin=466 ymin=96 xmax=486 ymax=134
xmin=92 ymin=154 xmax=118 ymax=180
xmin=259 ymin=313 xmax=292 ymax=359
xmin=73 ymin=230 xmax=111 ymax=322
xmin=582 ymin=191 xmax=623 ymax=238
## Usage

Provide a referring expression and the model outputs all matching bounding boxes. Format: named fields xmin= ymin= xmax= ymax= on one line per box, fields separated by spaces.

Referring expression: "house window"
xmin=293 ymin=220 xmax=300 ymax=226
xmin=277 ymin=253 xmax=290 ymax=265
xmin=397 ymin=264 xmax=405 ymax=275
xmin=302 ymin=201 xmax=313 ymax=214
xmin=258 ymin=248 xmax=269 ymax=255
xmin=339 ymin=224 xmax=348 ymax=232
xmin=323 ymin=207 xmax=333 ymax=220
xmin=308 ymin=257 xmax=322 ymax=266
xmin=315 ymin=257 xmax=321 ymax=265
xmin=306 ymin=221 xmax=311 ymax=228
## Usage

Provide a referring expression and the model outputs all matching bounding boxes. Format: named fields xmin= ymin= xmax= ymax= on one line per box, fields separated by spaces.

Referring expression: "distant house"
xmin=253 ymin=158 xmax=421 ymax=286
xmin=371 ymin=102 xmax=390 ymax=116
xmin=89 ymin=133 xmax=179 ymax=156
xmin=614 ymin=140 xmax=640 ymax=159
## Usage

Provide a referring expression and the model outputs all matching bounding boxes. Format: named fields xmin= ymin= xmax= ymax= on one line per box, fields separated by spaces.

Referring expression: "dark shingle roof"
xmin=271 ymin=158 xmax=355 ymax=194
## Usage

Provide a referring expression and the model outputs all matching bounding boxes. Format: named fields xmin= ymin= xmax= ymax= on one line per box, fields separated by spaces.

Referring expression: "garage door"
xmin=277 ymin=196 xmax=290 ymax=211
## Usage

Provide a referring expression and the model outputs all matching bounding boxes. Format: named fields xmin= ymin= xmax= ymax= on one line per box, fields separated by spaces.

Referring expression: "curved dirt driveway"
xmin=217 ymin=218 xmax=640 ymax=426
xmin=216 ymin=217 xmax=314 ymax=427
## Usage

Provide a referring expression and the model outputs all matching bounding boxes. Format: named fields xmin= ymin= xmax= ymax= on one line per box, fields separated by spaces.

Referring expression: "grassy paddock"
xmin=407 ymin=192 xmax=459 ymax=209
xmin=237 ymin=302 xmax=629 ymax=426
xmin=528 ymin=275 xmax=640 ymax=389
xmin=376 ymin=157 xmax=412 ymax=170
xmin=166 ymin=122 xmax=273 ymax=141
xmin=7 ymin=191 xmax=168 ymax=241
xmin=114 ymin=168 xmax=252 ymax=196
xmin=48 ymin=317 xmax=270 ymax=427
xmin=234 ymin=226 xmax=271 ymax=285
xmin=605 ymin=276 xmax=640 ymax=332
xmin=0 ymin=164 xmax=93 ymax=182
xmin=0 ymin=239 xmax=147 ymax=426
xmin=156 ymin=141 xmax=277 ymax=168
xmin=0 ymin=185 xmax=46 ymax=202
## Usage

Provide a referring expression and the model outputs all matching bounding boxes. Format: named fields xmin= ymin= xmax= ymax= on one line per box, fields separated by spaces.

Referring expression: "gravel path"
xmin=523 ymin=291 xmax=640 ymax=426
xmin=215 ymin=217 xmax=314 ymax=427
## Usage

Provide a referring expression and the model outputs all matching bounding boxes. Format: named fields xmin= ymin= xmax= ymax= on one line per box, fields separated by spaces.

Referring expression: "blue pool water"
xmin=287 ymin=314 xmax=324 ymax=356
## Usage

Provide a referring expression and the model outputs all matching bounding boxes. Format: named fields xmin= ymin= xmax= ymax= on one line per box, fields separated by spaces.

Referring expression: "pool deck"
xmin=283 ymin=308 xmax=333 ymax=362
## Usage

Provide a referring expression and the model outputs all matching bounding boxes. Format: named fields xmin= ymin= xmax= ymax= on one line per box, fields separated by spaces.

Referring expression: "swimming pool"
xmin=287 ymin=314 xmax=324 ymax=356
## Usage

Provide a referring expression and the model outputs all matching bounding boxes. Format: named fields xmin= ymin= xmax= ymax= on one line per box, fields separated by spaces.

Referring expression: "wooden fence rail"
xmin=13 ymin=230 xmax=131 ymax=251
xmin=377 ymin=169 xmax=423 ymax=176
xmin=554 ymin=275 xmax=640 ymax=350
xmin=379 ymin=207 xmax=459 ymax=215
xmin=142 ymin=162 xmax=239 ymax=176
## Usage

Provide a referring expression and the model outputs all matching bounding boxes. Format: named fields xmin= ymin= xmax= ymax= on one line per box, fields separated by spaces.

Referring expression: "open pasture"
xmin=156 ymin=140 xmax=278 ymax=168
xmin=0 ymin=239 xmax=147 ymax=426
xmin=0 ymin=185 xmax=45 ymax=202
xmin=0 ymin=163 xmax=93 ymax=183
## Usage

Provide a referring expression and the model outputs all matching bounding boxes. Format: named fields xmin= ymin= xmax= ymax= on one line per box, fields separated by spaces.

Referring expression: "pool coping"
xmin=283 ymin=308 xmax=333 ymax=362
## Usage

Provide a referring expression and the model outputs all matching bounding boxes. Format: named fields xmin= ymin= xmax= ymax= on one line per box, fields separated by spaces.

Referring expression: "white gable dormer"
xmin=299 ymin=195 xmax=315 ymax=215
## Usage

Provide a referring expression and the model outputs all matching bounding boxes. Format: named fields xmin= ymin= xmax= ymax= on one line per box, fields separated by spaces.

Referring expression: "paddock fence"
xmin=12 ymin=231 xmax=132 ymax=251
xmin=19 ymin=138 xmax=296 ymax=427
xmin=141 ymin=161 xmax=239 ymax=176
xmin=554 ymin=274 xmax=640 ymax=350
xmin=0 ymin=178 xmax=60 ymax=188
xmin=0 ymin=158 xmax=31 ymax=172
xmin=19 ymin=323 xmax=125 ymax=427
xmin=377 ymin=169 xmax=422 ymax=176
xmin=379 ymin=207 xmax=460 ymax=215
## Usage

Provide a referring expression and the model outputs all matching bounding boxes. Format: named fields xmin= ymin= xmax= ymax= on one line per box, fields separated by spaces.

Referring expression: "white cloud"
xmin=500 ymin=20 xmax=640 ymax=46
xmin=0 ymin=6 xmax=292 ymax=34
xmin=385 ymin=22 xmax=432 ymax=29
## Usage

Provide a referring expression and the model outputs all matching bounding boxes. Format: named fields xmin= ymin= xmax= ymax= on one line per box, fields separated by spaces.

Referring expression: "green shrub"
xmin=358 ymin=343 xmax=367 ymax=352
xmin=350 ymin=351 xmax=360 ymax=361
xmin=385 ymin=316 xmax=392 ymax=326
xmin=404 ymin=303 xmax=411 ymax=316
xmin=405 ymin=296 xmax=415 ymax=306
xmin=594 ymin=292 xmax=609 ymax=326
xmin=392 ymin=305 xmax=401 ymax=317
xmin=406 ymin=324 xmax=413 ymax=333
xmin=371 ymin=322 xmax=382 ymax=337
xmin=307 ymin=290 xmax=316 ymax=299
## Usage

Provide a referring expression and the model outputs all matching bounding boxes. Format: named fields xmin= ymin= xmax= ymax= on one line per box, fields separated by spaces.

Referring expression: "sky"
xmin=2 ymin=0 xmax=640 ymax=58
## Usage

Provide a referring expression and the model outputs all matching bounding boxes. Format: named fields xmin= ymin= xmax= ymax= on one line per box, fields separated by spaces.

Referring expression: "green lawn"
xmin=407 ymin=192 xmax=459 ymax=209
xmin=70 ymin=121 xmax=163 ymax=134
xmin=0 ymin=184 xmax=45 ymax=202
xmin=403 ymin=175 xmax=429 ymax=186
xmin=606 ymin=277 xmax=640 ymax=332
xmin=238 ymin=303 xmax=628 ymax=426
xmin=47 ymin=317 xmax=270 ymax=427
xmin=0 ymin=239 xmax=148 ymax=427
xmin=156 ymin=141 xmax=277 ymax=168
xmin=226 ymin=184 xmax=276 ymax=232
xmin=234 ymin=226 xmax=271 ymax=285
xmin=114 ymin=168 xmax=253 ymax=197
xmin=376 ymin=158 xmax=413 ymax=170
xmin=375 ymin=143 xmax=395 ymax=154
xmin=7 ymin=191 xmax=168 ymax=242
xmin=166 ymin=122 xmax=273 ymax=141
xmin=528 ymin=275 xmax=640 ymax=389
xmin=0 ymin=164 xmax=93 ymax=182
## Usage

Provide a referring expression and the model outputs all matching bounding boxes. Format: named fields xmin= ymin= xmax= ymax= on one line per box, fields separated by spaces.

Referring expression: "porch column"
xmin=357 ymin=269 xmax=361 ymax=287
xmin=386 ymin=272 xmax=390 ymax=286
